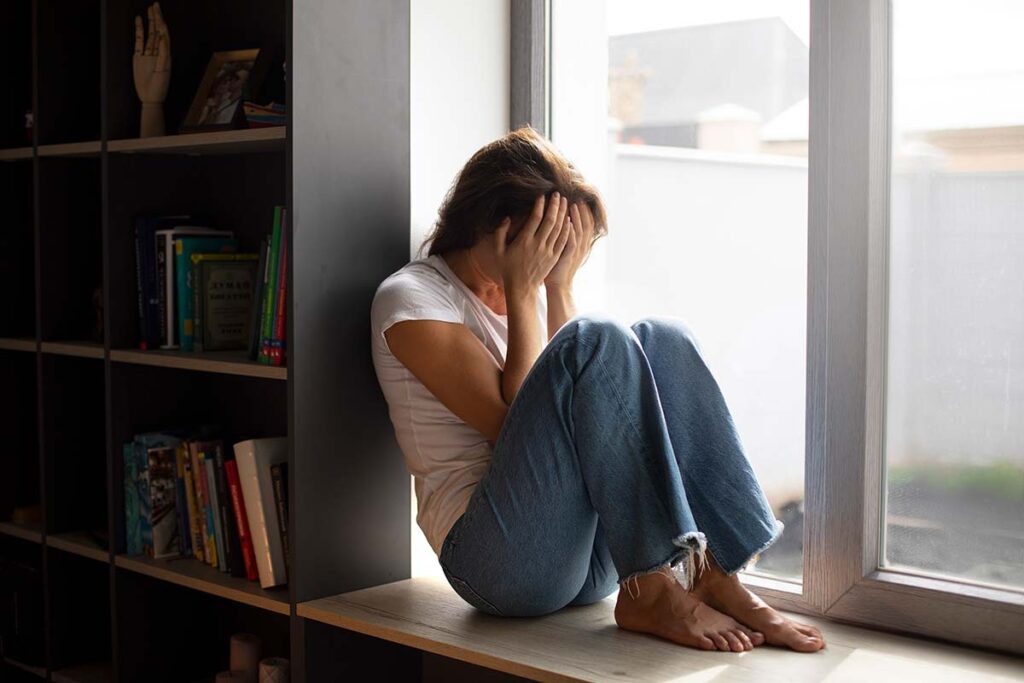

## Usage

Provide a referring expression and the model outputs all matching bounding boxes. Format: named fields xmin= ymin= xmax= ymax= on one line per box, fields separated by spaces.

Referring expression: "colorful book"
xmin=123 ymin=443 xmax=142 ymax=555
xmin=258 ymin=208 xmax=283 ymax=364
xmin=225 ymin=459 xmax=259 ymax=582
xmin=188 ymin=440 xmax=218 ymax=568
xmin=214 ymin=445 xmax=246 ymax=577
xmin=234 ymin=437 xmax=288 ymax=588
xmin=175 ymin=235 xmax=238 ymax=351
xmin=190 ymin=253 xmax=259 ymax=351
xmin=205 ymin=456 xmax=227 ymax=572
xmin=269 ymin=212 xmax=287 ymax=367
xmin=182 ymin=456 xmax=205 ymax=562
xmin=173 ymin=445 xmax=192 ymax=557
xmin=146 ymin=446 xmax=181 ymax=559
xmin=270 ymin=462 xmax=289 ymax=581
xmin=134 ymin=215 xmax=192 ymax=349
xmin=154 ymin=227 xmax=231 ymax=348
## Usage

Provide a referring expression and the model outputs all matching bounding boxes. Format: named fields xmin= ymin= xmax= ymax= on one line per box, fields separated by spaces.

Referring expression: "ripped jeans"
xmin=438 ymin=315 xmax=783 ymax=617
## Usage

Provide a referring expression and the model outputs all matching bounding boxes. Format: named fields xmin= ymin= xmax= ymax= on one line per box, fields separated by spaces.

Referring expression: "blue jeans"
xmin=439 ymin=316 xmax=783 ymax=617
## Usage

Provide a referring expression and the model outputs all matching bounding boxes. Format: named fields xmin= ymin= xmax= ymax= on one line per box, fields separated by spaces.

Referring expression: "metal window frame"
xmin=528 ymin=0 xmax=1024 ymax=653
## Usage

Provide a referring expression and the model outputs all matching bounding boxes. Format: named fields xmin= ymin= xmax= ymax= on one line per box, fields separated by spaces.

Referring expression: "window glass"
xmin=884 ymin=0 xmax=1024 ymax=590
xmin=552 ymin=0 xmax=810 ymax=581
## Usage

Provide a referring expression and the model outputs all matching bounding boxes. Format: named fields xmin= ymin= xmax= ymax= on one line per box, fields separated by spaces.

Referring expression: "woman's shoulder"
xmin=371 ymin=256 xmax=463 ymax=332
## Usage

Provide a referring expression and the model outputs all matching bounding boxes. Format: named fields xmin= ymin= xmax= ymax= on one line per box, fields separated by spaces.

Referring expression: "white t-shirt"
xmin=370 ymin=254 xmax=546 ymax=555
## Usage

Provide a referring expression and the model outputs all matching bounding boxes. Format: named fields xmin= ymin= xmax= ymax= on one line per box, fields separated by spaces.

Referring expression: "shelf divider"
xmin=109 ymin=348 xmax=286 ymax=380
xmin=0 ymin=519 xmax=44 ymax=544
xmin=107 ymin=127 xmax=285 ymax=156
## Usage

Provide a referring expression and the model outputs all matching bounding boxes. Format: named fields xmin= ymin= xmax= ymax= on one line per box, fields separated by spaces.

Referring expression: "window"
xmin=550 ymin=0 xmax=810 ymax=583
xmin=542 ymin=0 xmax=1024 ymax=650
xmin=883 ymin=0 xmax=1024 ymax=592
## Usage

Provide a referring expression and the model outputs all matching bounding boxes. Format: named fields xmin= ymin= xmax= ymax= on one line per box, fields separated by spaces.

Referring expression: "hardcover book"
xmin=174 ymin=236 xmax=239 ymax=351
xmin=190 ymin=253 xmax=259 ymax=351
xmin=154 ymin=227 xmax=232 ymax=348
xmin=234 ymin=437 xmax=288 ymax=588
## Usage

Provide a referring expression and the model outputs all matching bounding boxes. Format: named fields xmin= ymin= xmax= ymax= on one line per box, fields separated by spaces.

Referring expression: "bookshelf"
xmin=1 ymin=1 xmax=413 ymax=682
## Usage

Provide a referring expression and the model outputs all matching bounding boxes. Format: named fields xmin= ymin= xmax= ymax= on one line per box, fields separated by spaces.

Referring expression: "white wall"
xmin=409 ymin=0 xmax=511 ymax=577
xmin=410 ymin=0 xmax=511 ymax=258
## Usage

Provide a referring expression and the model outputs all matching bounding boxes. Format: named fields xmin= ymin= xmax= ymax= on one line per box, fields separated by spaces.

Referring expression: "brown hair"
xmin=424 ymin=126 xmax=608 ymax=256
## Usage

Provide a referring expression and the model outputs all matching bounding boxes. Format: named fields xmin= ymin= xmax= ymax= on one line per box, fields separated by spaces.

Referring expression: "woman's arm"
xmin=386 ymin=193 xmax=570 ymax=441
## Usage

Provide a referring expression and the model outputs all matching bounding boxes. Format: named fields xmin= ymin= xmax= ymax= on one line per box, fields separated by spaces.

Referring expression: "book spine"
xmin=248 ymin=239 xmax=268 ymax=360
xmin=192 ymin=258 xmax=204 ymax=353
xmin=225 ymin=460 xmax=259 ymax=582
xmin=270 ymin=218 xmax=287 ymax=367
xmin=194 ymin=449 xmax=218 ymax=567
xmin=213 ymin=445 xmax=245 ymax=578
xmin=259 ymin=208 xmax=283 ymax=364
xmin=176 ymin=239 xmax=192 ymax=351
xmin=174 ymin=459 xmax=191 ymax=557
xmin=123 ymin=443 xmax=141 ymax=555
xmin=135 ymin=442 xmax=153 ymax=556
xmin=164 ymin=235 xmax=176 ymax=347
xmin=182 ymin=460 xmax=205 ymax=562
xmin=205 ymin=457 xmax=227 ymax=572
xmin=155 ymin=233 xmax=168 ymax=347
xmin=148 ymin=448 xmax=180 ymax=559
xmin=270 ymin=463 xmax=290 ymax=582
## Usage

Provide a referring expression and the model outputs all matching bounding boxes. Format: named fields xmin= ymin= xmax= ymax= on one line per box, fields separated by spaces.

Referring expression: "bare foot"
xmin=614 ymin=566 xmax=763 ymax=652
xmin=694 ymin=569 xmax=825 ymax=653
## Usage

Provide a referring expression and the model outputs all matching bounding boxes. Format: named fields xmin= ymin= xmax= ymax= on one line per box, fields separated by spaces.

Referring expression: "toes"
xmin=734 ymin=629 xmax=754 ymax=651
xmin=738 ymin=626 xmax=765 ymax=646
xmin=697 ymin=636 xmax=716 ymax=651
xmin=723 ymin=631 xmax=745 ymax=652
xmin=710 ymin=633 xmax=731 ymax=652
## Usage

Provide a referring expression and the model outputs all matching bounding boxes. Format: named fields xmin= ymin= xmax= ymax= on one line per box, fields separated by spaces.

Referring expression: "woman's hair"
xmin=424 ymin=126 xmax=608 ymax=256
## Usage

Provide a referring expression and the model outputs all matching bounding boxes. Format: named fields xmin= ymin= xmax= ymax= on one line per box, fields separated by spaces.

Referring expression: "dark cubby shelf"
xmin=2 ymin=1 xmax=414 ymax=681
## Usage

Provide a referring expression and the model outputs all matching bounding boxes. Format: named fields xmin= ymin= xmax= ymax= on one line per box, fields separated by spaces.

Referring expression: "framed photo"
xmin=181 ymin=49 xmax=265 ymax=132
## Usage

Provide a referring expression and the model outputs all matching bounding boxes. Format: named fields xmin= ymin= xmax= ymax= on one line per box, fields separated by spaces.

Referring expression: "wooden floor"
xmin=298 ymin=577 xmax=1023 ymax=683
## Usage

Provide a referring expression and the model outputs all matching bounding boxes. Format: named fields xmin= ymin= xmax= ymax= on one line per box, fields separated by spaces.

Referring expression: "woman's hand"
xmin=544 ymin=200 xmax=596 ymax=291
xmin=495 ymin=193 xmax=570 ymax=299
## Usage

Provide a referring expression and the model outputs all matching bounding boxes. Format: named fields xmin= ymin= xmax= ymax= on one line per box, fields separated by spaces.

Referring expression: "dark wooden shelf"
xmin=38 ymin=140 xmax=102 ymax=158
xmin=109 ymin=348 xmax=286 ymax=379
xmin=0 ymin=146 xmax=33 ymax=161
xmin=51 ymin=662 xmax=114 ymax=683
xmin=47 ymin=530 xmax=108 ymax=563
xmin=115 ymin=554 xmax=289 ymax=615
xmin=0 ymin=337 xmax=37 ymax=353
xmin=108 ymin=127 xmax=285 ymax=156
xmin=40 ymin=341 xmax=104 ymax=359
xmin=0 ymin=519 xmax=43 ymax=544
xmin=3 ymin=656 xmax=46 ymax=679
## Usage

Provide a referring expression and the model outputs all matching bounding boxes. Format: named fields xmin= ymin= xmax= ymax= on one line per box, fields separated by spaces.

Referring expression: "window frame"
xmin=528 ymin=0 xmax=1024 ymax=653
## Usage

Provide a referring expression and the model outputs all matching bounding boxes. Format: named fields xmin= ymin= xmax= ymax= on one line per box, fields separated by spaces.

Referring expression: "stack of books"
xmin=133 ymin=205 xmax=287 ymax=366
xmin=123 ymin=432 xmax=289 ymax=589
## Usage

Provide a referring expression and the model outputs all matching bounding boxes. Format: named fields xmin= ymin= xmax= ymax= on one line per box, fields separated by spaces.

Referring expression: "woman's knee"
xmin=556 ymin=314 xmax=638 ymax=350
xmin=631 ymin=316 xmax=701 ymax=353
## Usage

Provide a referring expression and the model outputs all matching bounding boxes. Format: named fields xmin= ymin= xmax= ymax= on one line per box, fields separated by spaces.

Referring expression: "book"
xmin=270 ymin=462 xmax=289 ymax=581
xmin=204 ymin=455 xmax=227 ymax=572
xmin=225 ymin=459 xmax=259 ymax=582
xmin=146 ymin=446 xmax=181 ymax=558
xmin=134 ymin=215 xmax=192 ymax=349
xmin=258 ymin=208 xmax=283 ymax=364
xmin=130 ymin=432 xmax=183 ymax=555
xmin=154 ymin=227 xmax=231 ymax=348
xmin=233 ymin=437 xmax=288 ymax=588
xmin=214 ymin=445 xmax=246 ymax=577
xmin=190 ymin=253 xmax=259 ymax=351
xmin=174 ymin=236 xmax=238 ymax=351
xmin=123 ymin=443 xmax=142 ymax=555
xmin=173 ymin=445 xmax=192 ymax=557
xmin=188 ymin=440 xmax=218 ymax=568
xmin=247 ymin=238 xmax=269 ymax=360
xmin=182 ymin=455 xmax=205 ymax=562
xmin=269 ymin=211 xmax=287 ymax=367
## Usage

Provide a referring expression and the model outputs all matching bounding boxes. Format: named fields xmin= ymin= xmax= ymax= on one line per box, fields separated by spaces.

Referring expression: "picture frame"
xmin=180 ymin=48 xmax=268 ymax=132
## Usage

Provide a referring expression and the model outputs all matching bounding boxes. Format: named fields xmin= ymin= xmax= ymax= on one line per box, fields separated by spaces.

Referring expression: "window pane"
xmin=551 ymin=0 xmax=809 ymax=581
xmin=884 ymin=0 xmax=1024 ymax=590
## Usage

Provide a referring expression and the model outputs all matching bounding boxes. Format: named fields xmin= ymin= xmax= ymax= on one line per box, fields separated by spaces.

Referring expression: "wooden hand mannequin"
xmin=133 ymin=2 xmax=171 ymax=137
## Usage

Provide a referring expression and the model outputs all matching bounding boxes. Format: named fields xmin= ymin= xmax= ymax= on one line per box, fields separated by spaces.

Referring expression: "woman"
xmin=371 ymin=127 xmax=825 ymax=653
